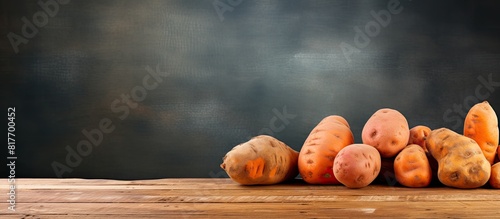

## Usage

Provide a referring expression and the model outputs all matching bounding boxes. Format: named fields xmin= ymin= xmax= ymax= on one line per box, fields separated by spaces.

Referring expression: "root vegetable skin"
xmin=333 ymin=144 xmax=381 ymax=188
xmin=426 ymin=128 xmax=491 ymax=189
xmin=394 ymin=144 xmax=432 ymax=188
xmin=298 ymin=115 xmax=354 ymax=184
xmin=490 ymin=162 xmax=500 ymax=189
xmin=464 ymin=101 xmax=499 ymax=165
xmin=498 ymin=145 xmax=500 ymax=161
xmin=362 ymin=108 xmax=410 ymax=158
xmin=408 ymin=125 xmax=431 ymax=152
xmin=220 ymin=135 xmax=299 ymax=185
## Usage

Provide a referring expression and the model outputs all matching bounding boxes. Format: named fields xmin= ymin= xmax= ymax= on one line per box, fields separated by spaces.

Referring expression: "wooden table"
xmin=2 ymin=178 xmax=500 ymax=218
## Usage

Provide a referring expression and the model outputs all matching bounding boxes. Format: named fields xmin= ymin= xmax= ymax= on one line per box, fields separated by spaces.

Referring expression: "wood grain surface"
xmin=1 ymin=178 xmax=500 ymax=218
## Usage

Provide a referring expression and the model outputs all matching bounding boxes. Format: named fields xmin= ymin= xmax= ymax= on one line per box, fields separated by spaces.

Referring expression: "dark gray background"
xmin=1 ymin=0 xmax=500 ymax=179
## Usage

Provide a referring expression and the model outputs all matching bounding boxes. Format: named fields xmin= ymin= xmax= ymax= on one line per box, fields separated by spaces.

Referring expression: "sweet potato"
xmin=490 ymin=162 xmax=500 ymax=189
xmin=298 ymin=115 xmax=354 ymax=184
xmin=362 ymin=108 xmax=410 ymax=158
xmin=408 ymin=125 xmax=431 ymax=152
xmin=426 ymin=128 xmax=491 ymax=189
xmin=333 ymin=144 xmax=381 ymax=188
xmin=220 ymin=135 xmax=299 ymax=185
xmin=464 ymin=101 xmax=499 ymax=164
xmin=394 ymin=144 xmax=432 ymax=188
xmin=497 ymin=146 xmax=500 ymax=162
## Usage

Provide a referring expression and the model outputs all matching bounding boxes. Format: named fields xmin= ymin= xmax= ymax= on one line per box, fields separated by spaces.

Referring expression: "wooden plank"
xmin=2 ymin=178 xmax=500 ymax=218
xmin=0 ymin=215 xmax=240 ymax=219
xmin=6 ymin=178 xmax=497 ymax=193
xmin=6 ymin=179 xmax=497 ymax=191
xmin=13 ymin=188 xmax=500 ymax=203
xmin=2 ymin=178 xmax=402 ymax=188
xmin=3 ymin=202 xmax=500 ymax=218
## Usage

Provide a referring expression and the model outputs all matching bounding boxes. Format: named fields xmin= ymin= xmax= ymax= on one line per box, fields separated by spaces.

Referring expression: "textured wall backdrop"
xmin=1 ymin=0 xmax=500 ymax=179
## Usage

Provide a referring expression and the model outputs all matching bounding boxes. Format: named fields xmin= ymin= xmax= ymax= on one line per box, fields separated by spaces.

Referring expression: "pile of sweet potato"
xmin=220 ymin=101 xmax=500 ymax=189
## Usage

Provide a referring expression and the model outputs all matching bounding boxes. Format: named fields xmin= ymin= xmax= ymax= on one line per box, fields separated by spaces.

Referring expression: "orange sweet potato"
xmin=394 ymin=144 xmax=432 ymax=188
xmin=497 ymin=146 xmax=500 ymax=162
xmin=298 ymin=115 xmax=354 ymax=184
xmin=464 ymin=101 xmax=499 ymax=164
xmin=490 ymin=162 xmax=500 ymax=189
xmin=408 ymin=125 xmax=431 ymax=152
